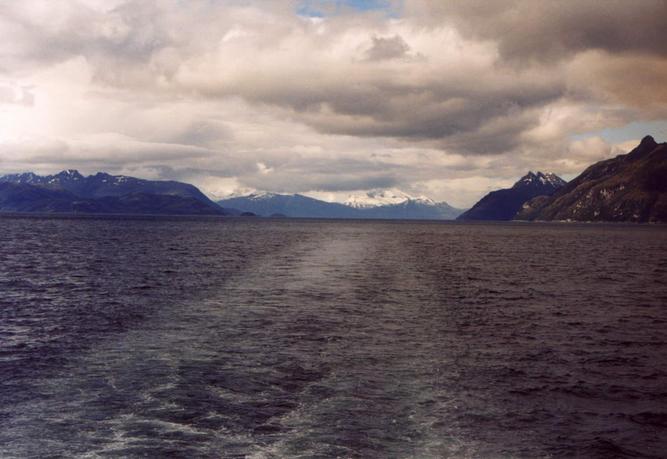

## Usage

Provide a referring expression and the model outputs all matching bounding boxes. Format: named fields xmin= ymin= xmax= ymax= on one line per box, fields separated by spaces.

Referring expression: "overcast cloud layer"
xmin=1 ymin=0 xmax=666 ymax=206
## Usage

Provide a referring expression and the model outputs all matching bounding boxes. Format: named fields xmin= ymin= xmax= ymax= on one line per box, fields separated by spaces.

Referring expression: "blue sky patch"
xmin=297 ymin=0 xmax=401 ymax=17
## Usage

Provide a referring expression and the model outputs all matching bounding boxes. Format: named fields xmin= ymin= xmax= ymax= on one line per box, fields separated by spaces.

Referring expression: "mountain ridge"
xmin=457 ymin=171 xmax=567 ymax=221
xmin=0 ymin=170 xmax=233 ymax=215
xmin=218 ymin=191 xmax=464 ymax=220
xmin=5 ymin=142 xmax=664 ymax=222
xmin=0 ymin=169 xmax=218 ymax=206
xmin=516 ymin=136 xmax=667 ymax=222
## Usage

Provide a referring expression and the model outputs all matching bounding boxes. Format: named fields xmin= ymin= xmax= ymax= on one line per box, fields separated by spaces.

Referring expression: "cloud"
xmin=0 ymin=84 xmax=35 ymax=106
xmin=567 ymin=51 xmax=667 ymax=116
xmin=364 ymin=34 xmax=411 ymax=61
xmin=3 ymin=0 xmax=556 ymax=152
xmin=406 ymin=0 xmax=667 ymax=61
xmin=404 ymin=0 xmax=667 ymax=121
xmin=0 ymin=0 xmax=665 ymax=207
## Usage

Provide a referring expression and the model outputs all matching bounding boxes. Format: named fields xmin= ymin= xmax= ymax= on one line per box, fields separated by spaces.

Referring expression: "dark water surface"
xmin=1 ymin=216 xmax=666 ymax=458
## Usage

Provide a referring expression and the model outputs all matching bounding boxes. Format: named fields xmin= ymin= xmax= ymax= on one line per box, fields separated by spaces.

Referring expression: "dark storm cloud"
xmin=237 ymin=155 xmax=403 ymax=193
xmin=410 ymin=0 xmax=667 ymax=61
xmin=242 ymin=170 xmax=399 ymax=194
xmin=291 ymin=72 xmax=565 ymax=153
xmin=138 ymin=165 xmax=250 ymax=181
xmin=20 ymin=141 xmax=215 ymax=166
xmin=364 ymin=35 xmax=411 ymax=61
xmin=164 ymin=121 xmax=233 ymax=148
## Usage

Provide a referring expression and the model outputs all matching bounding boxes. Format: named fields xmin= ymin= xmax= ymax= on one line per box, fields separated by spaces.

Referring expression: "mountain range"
xmin=1 ymin=169 xmax=218 ymax=203
xmin=0 ymin=170 xmax=231 ymax=215
xmin=457 ymin=171 xmax=567 ymax=221
xmin=344 ymin=189 xmax=433 ymax=208
xmin=516 ymin=136 xmax=667 ymax=222
xmin=0 ymin=171 xmax=463 ymax=219
xmin=217 ymin=192 xmax=464 ymax=219
xmin=1 ymin=136 xmax=665 ymax=221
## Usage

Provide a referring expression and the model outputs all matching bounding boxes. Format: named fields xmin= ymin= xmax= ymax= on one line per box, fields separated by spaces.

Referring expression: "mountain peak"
xmin=514 ymin=171 xmax=566 ymax=189
xmin=519 ymin=171 xmax=540 ymax=181
xmin=640 ymin=135 xmax=657 ymax=147
xmin=344 ymin=188 xmax=434 ymax=208
xmin=627 ymin=135 xmax=662 ymax=161
xmin=56 ymin=169 xmax=83 ymax=180
xmin=460 ymin=171 xmax=567 ymax=221
xmin=247 ymin=191 xmax=279 ymax=200
xmin=541 ymin=172 xmax=567 ymax=187
xmin=517 ymin=136 xmax=667 ymax=222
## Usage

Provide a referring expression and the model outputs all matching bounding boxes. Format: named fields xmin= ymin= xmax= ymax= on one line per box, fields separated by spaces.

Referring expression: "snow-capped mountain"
xmin=218 ymin=190 xmax=464 ymax=220
xmin=458 ymin=171 xmax=567 ymax=221
xmin=514 ymin=171 xmax=567 ymax=190
xmin=344 ymin=188 xmax=435 ymax=208
xmin=218 ymin=193 xmax=359 ymax=218
xmin=243 ymin=192 xmax=281 ymax=201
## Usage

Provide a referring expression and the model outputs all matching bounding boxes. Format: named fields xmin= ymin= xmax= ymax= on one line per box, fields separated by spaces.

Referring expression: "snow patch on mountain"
xmin=344 ymin=188 xmax=435 ymax=208
xmin=245 ymin=191 xmax=280 ymax=201
xmin=517 ymin=171 xmax=567 ymax=188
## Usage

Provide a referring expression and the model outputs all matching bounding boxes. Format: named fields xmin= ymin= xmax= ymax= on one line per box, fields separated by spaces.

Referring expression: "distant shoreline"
xmin=1 ymin=212 xmax=665 ymax=226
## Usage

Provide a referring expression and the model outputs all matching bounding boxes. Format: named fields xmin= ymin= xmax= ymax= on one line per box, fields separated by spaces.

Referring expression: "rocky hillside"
xmin=516 ymin=136 xmax=667 ymax=222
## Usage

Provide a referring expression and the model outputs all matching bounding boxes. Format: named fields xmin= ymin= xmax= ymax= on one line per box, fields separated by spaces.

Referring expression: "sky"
xmin=0 ymin=0 xmax=666 ymax=207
